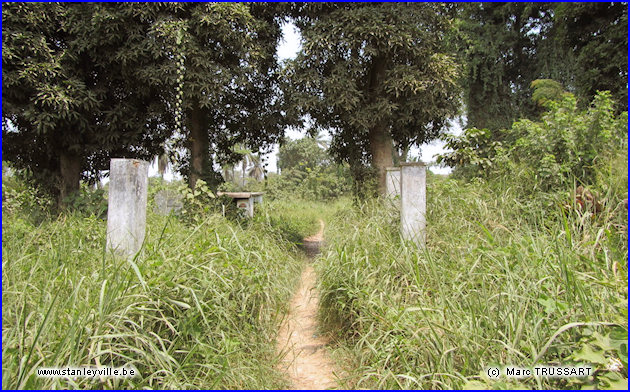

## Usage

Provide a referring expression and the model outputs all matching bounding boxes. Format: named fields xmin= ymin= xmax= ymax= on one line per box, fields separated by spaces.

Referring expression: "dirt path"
xmin=276 ymin=220 xmax=338 ymax=389
xmin=304 ymin=219 xmax=325 ymax=242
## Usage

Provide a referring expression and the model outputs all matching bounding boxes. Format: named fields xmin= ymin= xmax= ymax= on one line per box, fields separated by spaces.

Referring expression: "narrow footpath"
xmin=276 ymin=220 xmax=339 ymax=389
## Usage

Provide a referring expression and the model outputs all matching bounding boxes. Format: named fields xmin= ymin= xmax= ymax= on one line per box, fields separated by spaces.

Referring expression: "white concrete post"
xmin=385 ymin=167 xmax=401 ymax=198
xmin=400 ymin=162 xmax=427 ymax=247
xmin=106 ymin=158 xmax=149 ymax=258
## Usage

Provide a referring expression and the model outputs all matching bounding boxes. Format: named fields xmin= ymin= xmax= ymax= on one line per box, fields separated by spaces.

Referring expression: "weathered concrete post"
xmin=385 ymin=167 xmax=401 ymax=198
xmin=106 ymin=158 xmax=149 ymax=258
xmin=400 ymin=162 xmax=427 ymax=247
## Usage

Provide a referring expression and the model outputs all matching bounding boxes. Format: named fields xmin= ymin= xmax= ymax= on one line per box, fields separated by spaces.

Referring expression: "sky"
xmin=151 ymin=21 xmax=458 ymax=180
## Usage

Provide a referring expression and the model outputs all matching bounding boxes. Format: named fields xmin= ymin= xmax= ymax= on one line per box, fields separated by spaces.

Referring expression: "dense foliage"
xmin=277 ymin=137 xmax=330 ymax=172
xmin=460 ymin=2 xmax=627 ymax=132
xmin=264 ymin=137 xmax=351 ymax=201
xmin=316 ymin=169 xmax=627 ymax=389
xmin=151 ymin=3 xmax=290 ymax=189
xmin=2 ymin=3 xmax=174 ymax=203
xmin=2 ymin=3 xmax=290 ymax=204
xmin=4 ymin=3 xmax=626 ymax=201
xmin=438 ymin=91 xmax=628 ymax=194
xmin=287 ymin=3 xmax=461 ymax=194
xmin=1 ymin=172 xmax=329 ymax=389
xmin=2 ymin=3 xmax=628 ymax=390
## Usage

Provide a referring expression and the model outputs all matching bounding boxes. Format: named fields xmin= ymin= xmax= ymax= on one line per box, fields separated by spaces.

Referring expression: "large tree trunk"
xmin=188 ymin=104 xmax=208 ymax=189
xmin=369 ymin=120 xmax=394 ymax=196
xmin=59 ymin=151 xmax=81 ymax=207
xmin=367 ymin=56 xmax=393 ymax=196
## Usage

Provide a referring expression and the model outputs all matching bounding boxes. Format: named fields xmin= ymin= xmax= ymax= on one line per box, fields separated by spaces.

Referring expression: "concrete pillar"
xmin=400 ymin=162 xmax=426 ymax=247
xmin=106 ymin=159 xmax=149 ymax=258
xmin=385 ymin=167 xmax=401 ymax=198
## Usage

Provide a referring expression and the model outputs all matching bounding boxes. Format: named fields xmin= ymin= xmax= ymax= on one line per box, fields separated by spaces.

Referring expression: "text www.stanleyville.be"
xmin=37 ymin=366 xmax=138 ymax=379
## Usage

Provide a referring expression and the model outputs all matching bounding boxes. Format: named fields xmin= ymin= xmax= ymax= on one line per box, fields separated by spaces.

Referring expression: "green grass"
xmin=254 ymin=197 xmax=341 ymax=244
xmin=3 ymin=163 xmax=626 ymax=389
xmin=316 ymin=174 xmax=628 ymax=389
xmin=2 ymin=205 xmax=304 ymax=389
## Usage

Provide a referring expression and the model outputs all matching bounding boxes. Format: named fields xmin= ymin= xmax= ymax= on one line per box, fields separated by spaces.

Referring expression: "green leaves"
xmin=3 ymin=3 xmax=177 ymax=200
xmin=440 ymin=91 xmax=627 ymax=194
xmin=564 ymin=328 xmax=628 ymax=389
xmin=290 ymin=3 xmax=461 ymax=180
xmin=462 ymin=3 xmax=627 ymax=132
xmin=277 ymin=136 xmax=330 ymax=172
xmin=536 ymin=294 xmax=569 ymax=315
xmin=3 ymin=3 xmax=288 ymax=203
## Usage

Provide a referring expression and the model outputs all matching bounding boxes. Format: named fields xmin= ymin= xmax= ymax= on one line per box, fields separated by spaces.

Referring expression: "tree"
xmin=459 ymin=3 xmax=554 ymax=132
xmin=268 ymin=136 xmax=352 ymax=200
xmin=550 ymin=2 xmax=628 ymax=110
xmin=438 ymin=91 xmax=627 ymax=192
xmin=277 ymin=137 xmax=330 ymax=172
xmin=2 ymin=3 xmax=174 ymax=205
xmin=288 ymin=3 xmax=461 ymax=195
xmin=247 ymin=154 xmax=266 ymax=182
xmin=3 ymin=3 xmax=294 ymax=207
xmin=150 ymin=3 xmax=291 ymax=190
xmin=530 ymin=79 xmax=569 ymax=107
xmin=310 ymin=130 xmax=329 ymax=150
xmin=460 ymin=2 xmax=628 ymax=134
xmin=231 ymin=145 xmax=255 ymax=187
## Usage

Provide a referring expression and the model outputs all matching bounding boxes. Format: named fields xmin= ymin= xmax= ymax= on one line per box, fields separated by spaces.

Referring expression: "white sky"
xmin=151 ymin=21 xmax=459 ymax=180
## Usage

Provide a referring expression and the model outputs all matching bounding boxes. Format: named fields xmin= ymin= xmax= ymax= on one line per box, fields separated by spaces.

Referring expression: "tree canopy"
xmin=460 ymin=2 xmax=628 ymax=133
xmin=2 ymin=3 xmax=173 ymax=204
xmin=2 ymin=3 xmax=291 ymax=205
xmin=145 ymin=3 xmax=290 ymax=189
xmin=287 ymin=3 xmax=461 ymax=195
xmin=3 ymin=2 xmax=626 ymax=202
xmin=277 ymin=136 xmax=330 ymax=172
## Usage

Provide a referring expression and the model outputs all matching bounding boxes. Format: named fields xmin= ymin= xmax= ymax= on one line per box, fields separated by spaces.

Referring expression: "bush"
xmin=62 ymin=184 xmax=108 ymax=217
xmin=438 ymin=91 xmax=628 ymax=193
xmin=2 ymin=163 xmax=54 ymax=222
xmin=264 ymin=165 xmax=352 ymax=201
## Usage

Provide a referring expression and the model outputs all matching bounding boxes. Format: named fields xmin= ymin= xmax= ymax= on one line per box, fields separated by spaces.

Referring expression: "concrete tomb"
xmin=154 ymin=189 xmax=183 ymax=215
xmin=216 ymin=191 xmax=264 ymax=218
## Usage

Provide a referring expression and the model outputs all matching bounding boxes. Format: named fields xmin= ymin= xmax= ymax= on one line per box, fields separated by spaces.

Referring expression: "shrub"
xmin=264 ymin=165 xmax=352 ymax=201
xmin=2 ymin=163 xmax=54 ymax=222
xmin=438 ymin=91 xmax=628 ymax=193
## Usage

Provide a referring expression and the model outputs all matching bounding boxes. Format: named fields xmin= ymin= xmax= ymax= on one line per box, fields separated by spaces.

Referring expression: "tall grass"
xmin=2 ymin=205 xmax=303 ymax=389
xmin=254 ymin=198 xmax=342 ymax=244
xmin=316 ymin=172 xmax=627 ymax=389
